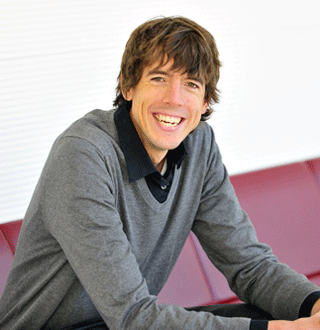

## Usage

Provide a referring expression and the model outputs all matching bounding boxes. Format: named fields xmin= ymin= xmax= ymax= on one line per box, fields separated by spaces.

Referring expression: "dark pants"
xmin=61 ymin=303 xmax=273 ymax=329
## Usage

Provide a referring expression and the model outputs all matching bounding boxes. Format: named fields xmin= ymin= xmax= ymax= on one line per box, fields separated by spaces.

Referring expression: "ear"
xmin=123 ymin=87 xmax=133 ymax=101
xmin=201 ymin=100 xmax=209 ymax=114
xmin=119 ymin=74 xmax=133 ymax=101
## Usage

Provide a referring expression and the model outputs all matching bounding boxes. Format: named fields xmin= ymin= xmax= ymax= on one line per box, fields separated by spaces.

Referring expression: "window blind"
xmin=1 ymin=0 xmax=320 ymax=223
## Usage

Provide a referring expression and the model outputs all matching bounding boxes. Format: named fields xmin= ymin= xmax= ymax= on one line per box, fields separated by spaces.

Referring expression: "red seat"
xmin=190 ymin=233 xmax=238 ymax=303
xmin=0 ymin=220 xmax=22 ymax=296
xmin=160 ymin=160 xmax=320 ymax=306
xmin=0 ymin=219 xmax=22 ymax=253
xmin=0 ymin=230 xmax=15 ymax=296
xmin=230 ymin=162 xmax=320 ymax=277
xmin=2 ymin=159 xmax=320 ymax=307
xmin=307 ymin=271 xmax=320 ymax=287
xmin=157 ymin=234 xmax=215 ymax=307
xmin=306 ymin=158 xmax=320 ymax=191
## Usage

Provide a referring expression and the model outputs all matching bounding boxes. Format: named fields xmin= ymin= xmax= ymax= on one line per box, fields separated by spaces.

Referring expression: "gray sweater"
xmin=0 ymin=109 xmax=318 ymax=330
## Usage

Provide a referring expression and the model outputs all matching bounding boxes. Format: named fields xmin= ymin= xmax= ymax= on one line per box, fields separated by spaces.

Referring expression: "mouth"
xmin=154 ymin=113 xmax=183 ymax=128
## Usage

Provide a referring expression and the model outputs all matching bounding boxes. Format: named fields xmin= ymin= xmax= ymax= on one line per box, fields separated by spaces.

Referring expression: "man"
xmin=0 ymin=16 xmax=320 ymax=330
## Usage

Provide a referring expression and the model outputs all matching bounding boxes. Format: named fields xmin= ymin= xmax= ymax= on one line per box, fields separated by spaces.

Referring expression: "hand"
xmin=268 ymin=312 xmax=320 ymax=330
xmin=293 ymin=311 xmax=320 ymax=329
xmin=311 ymin=298 xmax=320 ymax=316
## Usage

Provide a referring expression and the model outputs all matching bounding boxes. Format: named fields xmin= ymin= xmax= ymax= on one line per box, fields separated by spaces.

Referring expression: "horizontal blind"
xmin=1 ymin=0 xmax=320 ymax=223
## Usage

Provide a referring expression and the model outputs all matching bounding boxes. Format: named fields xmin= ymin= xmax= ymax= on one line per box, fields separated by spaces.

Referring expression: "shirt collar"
xmin=114 ymin=102 xmax=187 ymax=183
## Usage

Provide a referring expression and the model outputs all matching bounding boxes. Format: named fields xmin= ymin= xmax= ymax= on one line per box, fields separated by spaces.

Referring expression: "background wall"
xmin=1 ymin=0 xmax=320 ymax=223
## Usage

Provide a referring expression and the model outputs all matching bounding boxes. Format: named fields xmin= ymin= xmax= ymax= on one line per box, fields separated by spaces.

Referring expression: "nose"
xmin=163 ymin=81 xmax=184 ymax=107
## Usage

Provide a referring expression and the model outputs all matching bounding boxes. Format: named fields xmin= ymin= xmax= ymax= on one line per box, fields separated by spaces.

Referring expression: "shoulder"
xmin=182 ymin=121 xmax=223 ymax=178
xmin=47 ymin=109 xmax=125 ymax=172
xmin=44 ymin=109 xmax=127 ymax=181
xmin=52 ymin=109 xmax=120 ymax=155
xmin=62 ymin=109 xmax=118 ymax=145
xmin=184 ymin=121 xmax=217 ymax=156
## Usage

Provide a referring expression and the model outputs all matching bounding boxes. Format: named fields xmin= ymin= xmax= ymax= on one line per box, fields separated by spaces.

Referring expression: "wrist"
xmin=311 ymin=298 xmax=320 ymax=316
xmin=268 ymin=320 xmax=297 ymax=330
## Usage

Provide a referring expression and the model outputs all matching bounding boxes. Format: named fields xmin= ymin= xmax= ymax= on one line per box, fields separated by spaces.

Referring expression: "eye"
xmin=187 ymin=81 xmax=200 ymax=89
xmin=151 ymin=76 xmax=165 ymax=82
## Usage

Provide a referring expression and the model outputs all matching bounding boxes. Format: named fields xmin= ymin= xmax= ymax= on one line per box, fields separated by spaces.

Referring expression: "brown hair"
xmin=113 ymin=16 xmax=221 ymax=120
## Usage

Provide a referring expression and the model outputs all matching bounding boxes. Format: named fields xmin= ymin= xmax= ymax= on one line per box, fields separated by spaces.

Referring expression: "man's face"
xmin=124 ymin=59 xmax=208 ymax=166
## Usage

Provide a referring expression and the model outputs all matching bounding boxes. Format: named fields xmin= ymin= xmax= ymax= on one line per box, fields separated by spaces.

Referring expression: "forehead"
xmin=143 ymin=58 xmax=204 ymax=81
xmin=144 ymin=59 xmax=177 ymax=74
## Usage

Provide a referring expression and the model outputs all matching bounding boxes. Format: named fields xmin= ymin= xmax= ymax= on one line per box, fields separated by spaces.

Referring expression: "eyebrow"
xmin=146 ymin=69 xmax=169 ymax=77
xmin=146 ymin=69 xmax=204 ymax=86
xmin=189 ymin=76 xmax=204 ymax=86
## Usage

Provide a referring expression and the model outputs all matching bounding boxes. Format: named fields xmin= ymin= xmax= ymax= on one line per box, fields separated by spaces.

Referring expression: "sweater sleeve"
xmin=192 ymin=126 xmax=320 ymax=322
xmin=40 ymin=135 xmax=252 ymax=330
xmin=251 ymin=291 xmax=320 ymax=330
xmin=299 ymin=292 xmax=320 ymax=317
xmin=250 ymin=320 xmax=269 ymax=330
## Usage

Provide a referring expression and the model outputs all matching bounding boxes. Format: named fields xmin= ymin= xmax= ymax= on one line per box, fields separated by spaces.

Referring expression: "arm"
xmin=267 ymin=299 xmax=320 ymax=329
xmin=273 ymin=297 xmax=320 ymax=329
xmin=268 ymin=311 xmax=320 ymax=330
xmin=42 ymin=134 xmax=251 ymax=330
xmin=191 ymin=126 xmax=320 ymax=322
xmin=311 ymin=299 xmax=320 ymax=316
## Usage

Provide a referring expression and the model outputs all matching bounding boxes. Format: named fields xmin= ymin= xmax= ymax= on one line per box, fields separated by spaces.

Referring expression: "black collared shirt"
xmin=114 ymin=102 xmax=187 ymax=203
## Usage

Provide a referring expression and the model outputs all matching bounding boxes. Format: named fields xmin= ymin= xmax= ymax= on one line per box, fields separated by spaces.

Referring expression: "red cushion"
xmin=0 ymin=230 xmax=15 ymax=297
xmin=188 ymin=161 xmax=320 ymax=303
xmin=157 ymin=234 xmax=215 ymax=307
xmin=230 ymin=162 xmax=320 ymax=276
xmin=0 ymin=219 xmax=22 ymax=253
xmin=307 ymin=271 xmax=320 ymax=287
xmin=306 ymin=158 xmax=320 ymax=190
xmin=2 ymin=158 xmax=320 ymax=307
xmin=190 ymin=233 xmax=237 ymax=303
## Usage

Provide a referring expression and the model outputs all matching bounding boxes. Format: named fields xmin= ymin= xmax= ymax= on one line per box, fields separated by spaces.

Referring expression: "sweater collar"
xmin=114 ymin=102 xmax=187 ymax=183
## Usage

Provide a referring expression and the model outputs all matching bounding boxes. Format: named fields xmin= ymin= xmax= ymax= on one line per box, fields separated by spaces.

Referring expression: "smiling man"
xmin=1 ymin=16 xmax=320 ymax=330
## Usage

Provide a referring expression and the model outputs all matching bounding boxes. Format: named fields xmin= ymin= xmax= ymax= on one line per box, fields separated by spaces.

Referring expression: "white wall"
xmin=1 ymin=0 xmax=320 ymax=223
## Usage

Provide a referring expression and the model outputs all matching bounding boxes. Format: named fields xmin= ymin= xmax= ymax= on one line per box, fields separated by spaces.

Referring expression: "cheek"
xmin=194 ymin=101 xmax=207 ymax=119
xmin=188 ymin=112 xmax=202 ymax=131
xmin=189 ymin=104 xmax=206 ymax=129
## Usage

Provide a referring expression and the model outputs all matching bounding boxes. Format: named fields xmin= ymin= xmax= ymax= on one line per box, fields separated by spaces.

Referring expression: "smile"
xmin=154 ymin=114 xmax=183 ymax=127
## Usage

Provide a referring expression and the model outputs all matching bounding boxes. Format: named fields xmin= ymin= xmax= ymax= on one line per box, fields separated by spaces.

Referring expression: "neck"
xmin=141 ymin=141 xmax=168 ymax=172
xmin=155 ymin=157 xmax=166 ymax=172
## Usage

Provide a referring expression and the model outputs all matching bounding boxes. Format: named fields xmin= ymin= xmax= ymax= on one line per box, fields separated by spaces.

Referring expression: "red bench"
xmin=1 ymin=158 xmax=320 ymax=306
xmin=0 ymin=219 xmax=22 ymax=296
xmin=158 ymin=158 xmax=320 ymax=306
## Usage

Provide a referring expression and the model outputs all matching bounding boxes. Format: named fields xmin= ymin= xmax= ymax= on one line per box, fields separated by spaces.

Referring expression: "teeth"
xmin=154 ymin=114 xmax=182 ymax=127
